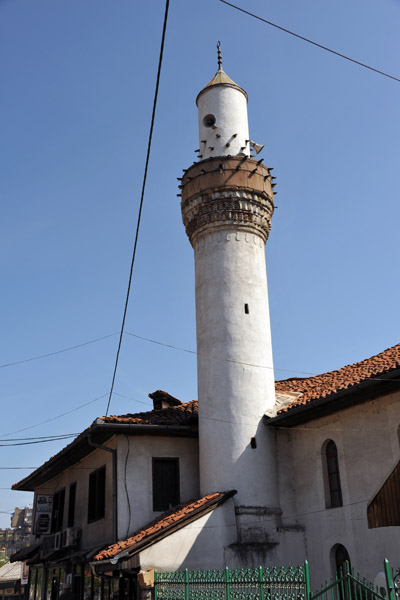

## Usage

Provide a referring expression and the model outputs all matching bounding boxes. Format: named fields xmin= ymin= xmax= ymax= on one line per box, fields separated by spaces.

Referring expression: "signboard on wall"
xmin=33 ymin=495 xmax=53 ymax=535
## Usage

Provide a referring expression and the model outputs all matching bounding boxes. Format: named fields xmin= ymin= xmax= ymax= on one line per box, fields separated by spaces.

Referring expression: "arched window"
xmin=334 ymin=544 xmax=351 ymax=577
xmin=324 ymin=440 xmax=343 ymax=508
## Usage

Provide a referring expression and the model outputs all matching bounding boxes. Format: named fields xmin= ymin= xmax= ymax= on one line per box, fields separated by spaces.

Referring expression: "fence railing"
xmin=154 ymin=565 xmax=308 ymax=600
xmin=154 ymin=560 xmax=398 ymax=600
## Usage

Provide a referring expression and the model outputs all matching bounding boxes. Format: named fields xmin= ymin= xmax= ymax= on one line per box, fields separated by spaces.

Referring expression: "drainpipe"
xmin=87 ymin=434 xmax=118 ymax=544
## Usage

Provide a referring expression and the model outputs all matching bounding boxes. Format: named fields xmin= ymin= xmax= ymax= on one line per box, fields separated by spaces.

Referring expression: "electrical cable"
xmin=125 ymin=331 xmax=317 ymax=375
xmin=113 ymin=392 xmax=153 ymax=407
xmin=123 ymin=436 xmax=132 ymax=539
xmin=125 ymin=331 xmax=400 ymax=385
xmin=0 ymin=393 xmax=108 ymax=438
xmin=105 ymin=0 xmax=170 ymax=418
xmin=218 ymin=0 xmax=400 ymax=83
xmin=0 ymin=434 xmax=79 ymax=442
xmin=0 ymin=333 xmax=118 ymax=369
xmin=0 ymin=436 xmax=78 ymax=447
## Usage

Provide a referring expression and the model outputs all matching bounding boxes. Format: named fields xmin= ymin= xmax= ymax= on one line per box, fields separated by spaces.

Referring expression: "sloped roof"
xmin=102 ymin=399 xmax=198 ymax=426
xmin=93 ymin=491 xmax=234 ymax=562
xmin=12 ymin=344 xmax=400 ymax=490
xmin=0 ymin=562 xmax=23 ymax=582
xmin=12 ymin=400 xmax=198 ymax=491
xmin=196 ymin=68 xmax=247 ymax=104
xmin=275 ymin=343 xmax=400 ymax=413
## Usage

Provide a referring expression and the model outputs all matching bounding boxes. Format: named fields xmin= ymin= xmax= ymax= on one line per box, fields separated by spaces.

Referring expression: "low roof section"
xmin=92 ymin=490 xmax=236 ymax=570
xmin=0 ymin=562 xmax=24 ymax=586
xmin=268 ymin=343 xmax=400 ymax=426
xmin=12 ymin=392 xmax=198 ymax=492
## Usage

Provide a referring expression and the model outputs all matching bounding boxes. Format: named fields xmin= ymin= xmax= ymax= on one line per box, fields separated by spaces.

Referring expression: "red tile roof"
xmin=100 ymin=399 xmax=198 ymax=426
xmin=94 ymin=491 xmax=232 ymax=561
xmin=275 ymin=343 xmax=400 ymax=413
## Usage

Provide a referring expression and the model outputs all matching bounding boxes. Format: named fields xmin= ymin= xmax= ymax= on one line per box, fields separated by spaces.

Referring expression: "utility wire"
xmin=0 ymin=333 xmax=118 ymax=369
xmin=0 ymin=436 xmax=78 ymax=447
xmin=218 ymin=0 xmax=400 ymax=83
xmin=113 ymin=392 xmax=153 ymax=408
xmin=125 ymin=331 xmax=400 ymax=385
xmin=105 ymin=0 xmax=170 ymax=417
xmin=0 ymin=434 xmax=79 ymax=442
xmin=0 ymin=393 xmax=108 ymax=438
xmin=125 ymin=331 xmax=320 ymax=376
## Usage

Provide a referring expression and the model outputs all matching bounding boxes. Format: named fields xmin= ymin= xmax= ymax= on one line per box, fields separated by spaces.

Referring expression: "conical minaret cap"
xmin=196 ymin=67 xmax=248 ymax=106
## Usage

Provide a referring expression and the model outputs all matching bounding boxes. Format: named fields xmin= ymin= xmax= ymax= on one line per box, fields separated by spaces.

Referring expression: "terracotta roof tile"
xmin=94 ymin=492 xmax=228 ymax=561
xmin=275 ymin=343 xmax=400 ymax=413
xmin=100 ymin=399 xmax=198 ymax=426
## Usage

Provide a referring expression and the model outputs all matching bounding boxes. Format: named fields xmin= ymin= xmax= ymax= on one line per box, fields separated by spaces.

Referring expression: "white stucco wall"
xmin=136 ymin=498 xmax=237 ymax=571
xmin=34 ymin=440 xmax=115 ymax=550
xmin=197 ymin=85 xmax=250 ymax=159
xmin=195 ymin=233 xmax=277 ymax=508
xmin=276 ymin=390 xmax=400 ymax=582
xmin=116 ymin=435 xmax=199 ymax=540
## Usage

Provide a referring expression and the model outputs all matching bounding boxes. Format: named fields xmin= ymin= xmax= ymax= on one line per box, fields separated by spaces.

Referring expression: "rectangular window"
xmin=152 ymin=458 xmax=180 ymax=512
xmin=88 ymin=466 xmax=106 ymax=523
xmin=67 ymin=483 xmax=76 ymax=528
xmin=51 ymin=489 xmax=65 ymax=533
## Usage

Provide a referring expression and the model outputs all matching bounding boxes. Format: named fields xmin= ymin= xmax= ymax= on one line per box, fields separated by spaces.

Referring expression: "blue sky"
xmin=0 ymin=0 xmax=399 ymax=528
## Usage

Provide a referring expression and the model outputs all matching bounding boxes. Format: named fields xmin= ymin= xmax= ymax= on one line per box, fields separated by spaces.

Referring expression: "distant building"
xmin=0 ymin=509 xmax=32 ymax=557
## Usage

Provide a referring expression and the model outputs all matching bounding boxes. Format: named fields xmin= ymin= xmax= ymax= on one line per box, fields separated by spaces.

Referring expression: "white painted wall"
xmin=277 ymin=391 xmax=400 ymax=583
xmin=34 ymin=440 xmax=115 ymax=550
xmin=197 ymin=85 xmax=250 ymax=159
xmin=116 ymin=435 xmax=199 ymax=540
xmin=136 ymin=498 xmax=237 ymax=571
xmin=194 ymin=232 xmax=277 ymax=507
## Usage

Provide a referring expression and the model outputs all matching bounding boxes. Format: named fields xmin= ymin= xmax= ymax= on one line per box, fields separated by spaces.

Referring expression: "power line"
xmin=0 ymin=434 xmax=78 ymax=442
xmin=125 ymin=331 xmax=318 ymax=375
xmin=0 ymin=393 xmax=108 ymax=438
xmin=0 ymin=333 xmax=118 ymax=369
xmin=105 ymin=0 xmax=170 ymax=417
xmin=0 ymin=436 xmax=78 ymax=447
xmin=125 ymin=331 xmax=400 ymax=385
xmin=113 ymin=392 xmax=153 ymax=408
xmin=218 ymin=0 xmax=400 ymax=83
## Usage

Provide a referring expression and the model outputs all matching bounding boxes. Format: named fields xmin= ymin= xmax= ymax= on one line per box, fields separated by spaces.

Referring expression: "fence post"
xmin=304 ymin=561 xmax=311 ymax=600
xmin=344 ymin=561 xmax=351 ymax=600
xmin=154 ymin=571 xmax=157 ymax=600
xmin=384 ymin=559 xmax=395 ymax=600
xmin=185 ymin=568 xmax=189 ymax=600
xmin=225 ymin=567 xmax=231 ymax=600
xmin=259 ymin=566 xmax=264 ymax=600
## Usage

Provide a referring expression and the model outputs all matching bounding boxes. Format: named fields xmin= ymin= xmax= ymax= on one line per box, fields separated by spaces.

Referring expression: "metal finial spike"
xmin=217 ymin=41 xmax=222 ymax=70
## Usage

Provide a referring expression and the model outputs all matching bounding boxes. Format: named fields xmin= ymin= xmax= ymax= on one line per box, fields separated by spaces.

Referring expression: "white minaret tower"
xmin=181 ymin=47 xmax=278 ymax=514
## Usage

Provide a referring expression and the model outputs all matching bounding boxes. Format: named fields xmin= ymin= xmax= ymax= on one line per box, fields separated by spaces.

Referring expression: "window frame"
xmin=323 ymin=440 xmax=343 ymax=509
xmin=152 ymin=457 xmax=180 ymax=512
xmin=87 ymin=466 xmax=106 ymax=524
xmin=51 ymin=489 xmax=65 ymax=533
xmin=67 ymin=482 xmax=77 ymax=528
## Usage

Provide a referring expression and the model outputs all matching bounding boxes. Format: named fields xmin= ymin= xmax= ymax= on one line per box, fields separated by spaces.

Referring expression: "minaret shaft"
xmin=182 ymin=156 xmax=277 ymax=506
xmin=181 ymin=64 xmax=277 ymax=509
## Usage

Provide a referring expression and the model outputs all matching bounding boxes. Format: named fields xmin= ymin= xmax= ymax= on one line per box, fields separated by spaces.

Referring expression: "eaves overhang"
xmin=265 ymin=370 xmax=400 ymax=428
xmin=92 ymin=490 xmax=237 ymax=571
xmin=12 ymin=422 xmax=198 ymax=492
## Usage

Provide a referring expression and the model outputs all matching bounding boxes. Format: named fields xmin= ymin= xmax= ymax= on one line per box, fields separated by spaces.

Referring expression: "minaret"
xmin=181 ymin=47 xmax=277 ymax=511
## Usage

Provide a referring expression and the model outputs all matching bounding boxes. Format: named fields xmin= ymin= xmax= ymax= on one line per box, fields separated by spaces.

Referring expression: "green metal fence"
xmin=154 ymin=561 xmax=398 ymax=600
xmin=392 ymin=566 xmax=400 ymax=600
xmin=311 ymin=561 xmax=393 ymax=600
xmin=154 ymin=564 xmax=309 ymax=600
